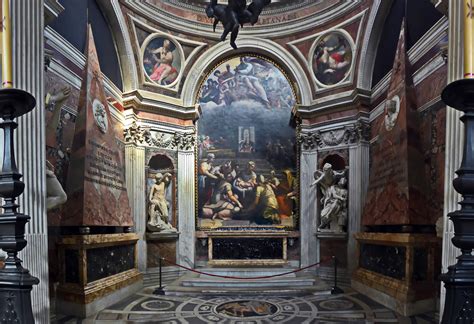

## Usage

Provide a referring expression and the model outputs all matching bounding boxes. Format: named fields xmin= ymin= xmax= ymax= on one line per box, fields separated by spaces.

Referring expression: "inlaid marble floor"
xmin=55 ymin=286 xmax=438 ymax=324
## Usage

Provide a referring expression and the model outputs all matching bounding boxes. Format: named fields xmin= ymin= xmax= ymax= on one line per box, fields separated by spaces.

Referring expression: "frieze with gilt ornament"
xmin=124 ymin=122 xmax=195 ymax=151
xmin=299 ymin=121 xmax=370 ymax=150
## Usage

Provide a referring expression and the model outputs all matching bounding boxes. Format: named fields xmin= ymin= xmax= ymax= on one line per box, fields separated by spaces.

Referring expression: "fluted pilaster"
xmin=177 ymin=151 xmax=195 ymax=267
xmin=300 ymin=150 xmax=319 ymax=267
xmin=348 ymin=143 xmax=370 ymax=274
xmin=125 ymin=144 xmax=146 ymax=272
xmin=11 ymin=0 xmax=49 ymax=322
xmin=440 ymin=0 xmax=464 ymax=317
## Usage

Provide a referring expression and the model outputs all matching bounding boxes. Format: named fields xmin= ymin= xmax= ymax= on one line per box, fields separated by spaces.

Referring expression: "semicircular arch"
xmin=182 ymin=37 xmax=312 ymax=107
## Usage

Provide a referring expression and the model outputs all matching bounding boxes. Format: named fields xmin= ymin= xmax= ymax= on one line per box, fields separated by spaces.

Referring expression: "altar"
xmin=197 ymin=231 xmax=292 ymax=267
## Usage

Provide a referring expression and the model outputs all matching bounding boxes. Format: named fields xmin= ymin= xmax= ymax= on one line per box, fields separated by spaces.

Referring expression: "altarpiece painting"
xmin=197 ymin=55 xmax=297 ymax=230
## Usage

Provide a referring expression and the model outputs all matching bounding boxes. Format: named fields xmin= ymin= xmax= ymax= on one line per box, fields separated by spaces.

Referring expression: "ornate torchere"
xmin=441 ymin=79 xmax=474 ymax=323
xmin=0 ymin=89 xmax=38 ymax=323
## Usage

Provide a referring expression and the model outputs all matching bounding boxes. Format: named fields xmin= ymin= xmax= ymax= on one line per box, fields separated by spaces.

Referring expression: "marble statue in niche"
xmin=147 ymin=172 xmax=177 ymax=232
xmin=384 ymin=95 xmax=400 ymax=131
xmin=311 ymin=163 xmax=348 ymax=232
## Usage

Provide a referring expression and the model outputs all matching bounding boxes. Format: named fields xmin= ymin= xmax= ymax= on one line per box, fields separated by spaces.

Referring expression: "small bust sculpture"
xmin=147 ymin=172 xmax=177 ymax=233
xmin=384 ymin=95 xmax=400 ymax=131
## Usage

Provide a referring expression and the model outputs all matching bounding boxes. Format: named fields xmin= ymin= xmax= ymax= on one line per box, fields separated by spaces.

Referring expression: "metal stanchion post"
xmin=331 ymin=256 xmax=343 ymax=295
xmin=153 ymin=256 xmax=165 ymax=295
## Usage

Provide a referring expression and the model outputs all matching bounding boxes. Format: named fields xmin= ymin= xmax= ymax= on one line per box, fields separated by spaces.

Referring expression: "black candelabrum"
xmin=0 ymin=89 xmax=39 ymax=323
xmin=441 ymin=79 xmax=474 ymax=323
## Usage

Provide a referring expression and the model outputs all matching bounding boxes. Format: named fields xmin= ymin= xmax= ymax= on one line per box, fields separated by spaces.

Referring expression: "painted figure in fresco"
xmin=202 ymin=172 xmax=243 ymax=220
xmin=318 ymin=177 xmax=348 ymax=232
xmin=239 ymin=128 xmax=255 ymax=153
xmin=275 ymin=169 xmax=297 ymax=218
xmin=149 ymin=39 xmax=178 ymax=85
xmin=46 ymin=160 xmax=67 ymax=210
xmin=313 ymin=34 xmax=352 ymax=85
xmin=233 ymin=161 xmax=257 ymax=205
xmin=248 ymin=175 xmax=280 ymax=225
xmin=235 ymin=57 xmax=270 ymax=106
xmin=148 ymin=172 xmax=176 ymax=232
xmin=198 ymin=153 xmax=222 ymax=211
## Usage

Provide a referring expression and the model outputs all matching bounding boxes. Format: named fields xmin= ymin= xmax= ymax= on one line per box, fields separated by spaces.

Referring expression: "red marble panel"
xmin=62 ymin=26 xmax=132 ymax=227
xmin=363 ymin=21 xmax=430 ymax=226
xmin=147 ymin=241 xmax=177 ymax=268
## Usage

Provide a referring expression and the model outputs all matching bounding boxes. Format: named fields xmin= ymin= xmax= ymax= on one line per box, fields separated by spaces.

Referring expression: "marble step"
xmin=181 ymin=277 xmax=316 ymax=288
xmin=160 ymin=282 xmax=332 ymax=297
xmin=192 ymin=268 xmax=297 ymax=278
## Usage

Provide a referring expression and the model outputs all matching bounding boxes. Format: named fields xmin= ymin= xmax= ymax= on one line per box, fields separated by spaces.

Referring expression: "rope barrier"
xmin=160 ymin=256 xmax=333 ymax=280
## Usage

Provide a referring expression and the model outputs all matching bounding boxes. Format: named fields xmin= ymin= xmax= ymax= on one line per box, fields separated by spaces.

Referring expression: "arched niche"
xmin=321 ymin=154 xmax=346 ymax=171
xmin=146 ymin=153 xmax=177 ymax=229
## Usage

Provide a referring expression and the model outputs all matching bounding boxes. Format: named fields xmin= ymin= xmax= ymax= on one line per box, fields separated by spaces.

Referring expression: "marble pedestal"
xmin=351 ymin=233 xmax=440 ymax=316
xmin=56 ymin=233 xmax=142 ymax=318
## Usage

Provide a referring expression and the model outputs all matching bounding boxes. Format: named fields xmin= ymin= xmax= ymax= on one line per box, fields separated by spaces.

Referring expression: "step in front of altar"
xmin=160 ymin=268 xmax=331 ymax=296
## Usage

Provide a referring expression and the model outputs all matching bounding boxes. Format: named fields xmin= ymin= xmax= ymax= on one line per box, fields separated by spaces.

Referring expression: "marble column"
xmin=177 ymin=151 xmax=195 ymax=268
xmin=348 ymin=143 xmax=370 ymax=274
xmin=440 ymin=0 xmax=464 ymax=317
xmin=11 ymin=0 xmax=50 ymax=323
xmin=300 ymin=150 xmax=319 ymax=268
xmin=125 ymin=144 xmax=147 ymax=272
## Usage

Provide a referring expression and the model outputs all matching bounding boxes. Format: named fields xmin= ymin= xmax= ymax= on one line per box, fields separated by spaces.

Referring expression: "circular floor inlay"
xmin=216 ymin=300 xmax=278 ymax=318
xmin=319 ymin=299 xmax=354 ymax=311
xmin=141 ymin=300 xmax=175 ymax=311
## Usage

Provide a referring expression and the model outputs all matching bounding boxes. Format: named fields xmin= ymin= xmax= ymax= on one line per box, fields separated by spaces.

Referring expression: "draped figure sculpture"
xmin=311 ymin=163 xmax=348 ymax=232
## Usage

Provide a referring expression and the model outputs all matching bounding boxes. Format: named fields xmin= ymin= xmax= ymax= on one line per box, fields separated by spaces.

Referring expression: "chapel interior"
xmin=0 ymin=0 xmax=470 ymax=323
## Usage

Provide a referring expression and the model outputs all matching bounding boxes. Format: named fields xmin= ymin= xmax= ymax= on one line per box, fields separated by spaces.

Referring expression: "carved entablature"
xmin=299 ymin=121 xmax=370 ymax=151
xmin=124 ymin=122 xmax=195 ymax=152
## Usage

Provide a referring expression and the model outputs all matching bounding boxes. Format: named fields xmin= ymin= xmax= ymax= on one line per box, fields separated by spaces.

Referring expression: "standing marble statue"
xmin=148 ymin=172 xmax=177 ymax=232
xmin=311 ymin=163 xmax=348 ymax=232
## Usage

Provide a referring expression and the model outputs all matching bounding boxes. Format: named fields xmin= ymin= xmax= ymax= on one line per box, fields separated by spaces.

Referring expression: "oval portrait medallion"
xmin=92 ymin=98 xmax=108 ymax=134
xmin=312 ymin=32 xmax=353 ymax=86
xmin=143 ymin=35 xmax=182 ymax=86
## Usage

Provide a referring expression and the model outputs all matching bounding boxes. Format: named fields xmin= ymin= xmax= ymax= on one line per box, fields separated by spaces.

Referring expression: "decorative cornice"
xmin=298 ymin=120 xmax=370 ymax=150
xmin=124 ymin=122 xmax=195 ymax=151
xmin=44 ymin=0 xmax=65 ymax=24
xmin=122 ymin=89 xmax=199 ymax=121
xmin=296 ymin=88 xmax=371 ymax=119
xmin=125 ymin=1 xmax=359 ymax=40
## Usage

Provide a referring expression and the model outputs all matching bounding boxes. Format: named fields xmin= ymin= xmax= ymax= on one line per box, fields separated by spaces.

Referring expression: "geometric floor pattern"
xmin=56 ymin=286 xmax=438 ymax=323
